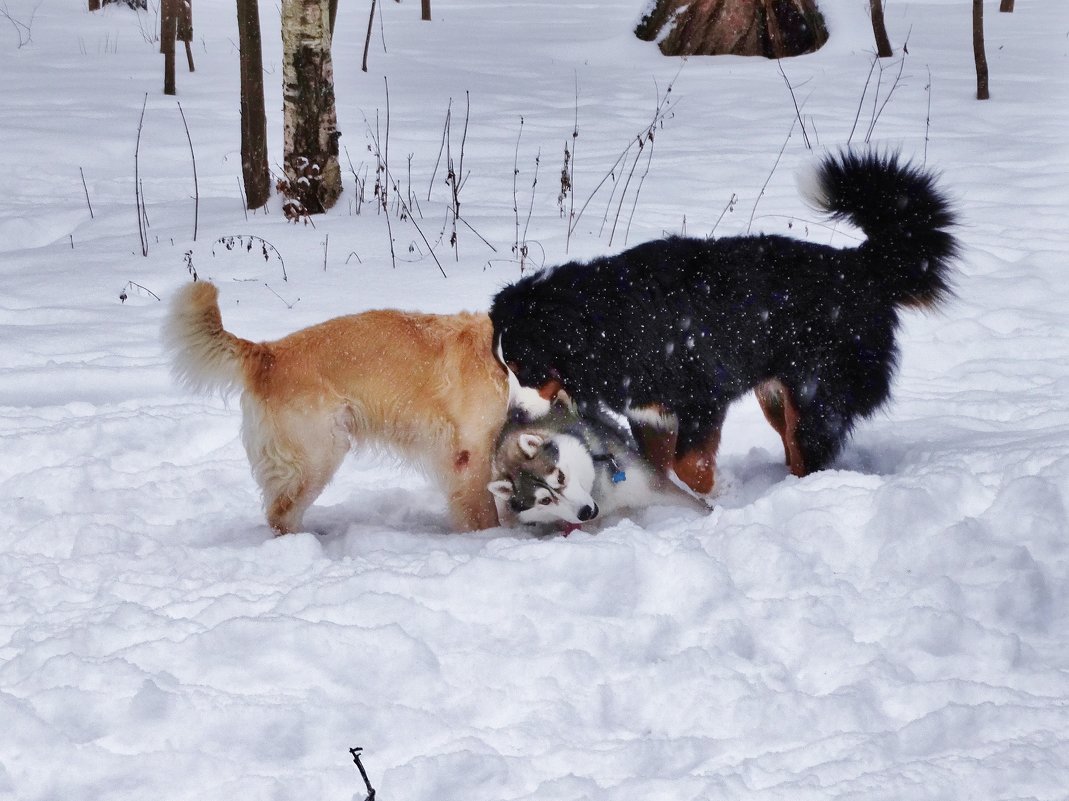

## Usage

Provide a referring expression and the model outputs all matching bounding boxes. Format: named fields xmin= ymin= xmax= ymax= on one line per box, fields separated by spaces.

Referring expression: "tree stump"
xmin=636 ymin=0 xmax=828 ymax=59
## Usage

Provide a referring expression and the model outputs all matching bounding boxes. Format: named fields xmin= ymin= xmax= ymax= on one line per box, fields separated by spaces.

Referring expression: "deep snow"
xmin=1 ymin=1 xmax=1068 ymax=799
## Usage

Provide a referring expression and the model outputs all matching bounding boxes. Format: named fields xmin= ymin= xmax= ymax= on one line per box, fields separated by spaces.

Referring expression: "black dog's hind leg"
xmin=628 ymin=410 xmax=678 ymax=476
xmin=755 ymin=379 xmax=807 ymax=476
xmin=785 ymin=378 xmax=876 ymax=475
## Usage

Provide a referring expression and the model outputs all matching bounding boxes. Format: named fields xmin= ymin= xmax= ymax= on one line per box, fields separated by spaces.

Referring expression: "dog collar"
xmin=593 ymin=453 xmax=626 ymax=483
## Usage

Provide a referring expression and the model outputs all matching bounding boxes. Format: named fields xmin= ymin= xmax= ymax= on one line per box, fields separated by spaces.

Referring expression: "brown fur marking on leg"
xmin=755 ymin=379 xmax=806 ymax=477
xmin=755 ymin=380 xmax=791 ymax=465
xmin=781 ymin=390 xmax=807 ymax=477
xmin=673 ymin=430 xmax=721 ymax=495
xmin=632 ymin=424 xmax=678 ymax=474
xmin=454 ymin=449 xmax=471 ymax=470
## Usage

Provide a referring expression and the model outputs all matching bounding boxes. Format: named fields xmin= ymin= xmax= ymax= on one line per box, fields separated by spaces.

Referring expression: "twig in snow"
xmin=777 ymin=60 xmax=812 ymax=150
xmin=134 ymin=93 xmax=149 ymax=257
xmin=747 ymin=119 xmax=795 ymax=235
xmin=349 ymin=747 xmax=377 ymax=801
xmin=709 ymin=193 xmax=737 ymax=238
xmin=924 ymin=65 xmax=932 ymax=166
xmin=119 ymin=281 xmax=161 ymax=303
xmin=79 ymin=167 xmax=94 ymax=219
xmin=363 ymin=86 xmax=447 ymax=278
xmin=848 ymin=56 xmax=879 ymax=146
xmin=236 ymin=176 xmax=249 ymax=221
xmin=574 ymin=64 xmax=682 ymax=247
xmin=213 ymin=234 xmax=287 ymax=281
xmin=177 ymin=100 xmax=199 ymax=241
xmin=864 ymin=31 xmax=910 ymax=142
xmin=263 ymin=282 xmax=299 ymax=309
xmin=0 ymin=0 xmax=38 ymax=48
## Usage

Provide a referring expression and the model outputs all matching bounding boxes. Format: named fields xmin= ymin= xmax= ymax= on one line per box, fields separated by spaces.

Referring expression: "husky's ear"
xmin=519 ymin=433 xmax=544 ymax=458
xmin=487 ymin=480 xmax=515 ymax=500
xmin=551 ymin=388 xmax=577 ymax=414
xmin=538 ymin=377 xmax=563 ymax=401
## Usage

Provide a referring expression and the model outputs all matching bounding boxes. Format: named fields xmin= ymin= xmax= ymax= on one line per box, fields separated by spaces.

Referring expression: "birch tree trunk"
xmin=237 ymin=0 xmax=271 ymax=209
xmin=282 ymin=0 xmax=342 ymax=214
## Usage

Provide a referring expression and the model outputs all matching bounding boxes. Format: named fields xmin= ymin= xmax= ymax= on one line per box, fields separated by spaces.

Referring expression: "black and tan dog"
xmin=164 ymin=282 xmax=507 ymax=534
xmin=490 ymin=150 xmax=959 ymax=494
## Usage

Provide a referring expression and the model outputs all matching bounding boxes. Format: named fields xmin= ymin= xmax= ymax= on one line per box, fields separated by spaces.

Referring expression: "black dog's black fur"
xmin=489 ymin=150 xmax=959 ymax=477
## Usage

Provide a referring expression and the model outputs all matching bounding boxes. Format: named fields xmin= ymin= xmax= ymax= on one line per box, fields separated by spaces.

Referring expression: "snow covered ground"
xmin=1 ymin=1 xmax=1068 ymax=799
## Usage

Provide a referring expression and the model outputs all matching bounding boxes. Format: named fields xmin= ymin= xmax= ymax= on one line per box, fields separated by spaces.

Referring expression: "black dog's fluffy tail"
xmin=801 ymin=150 xmax=958 ymax=309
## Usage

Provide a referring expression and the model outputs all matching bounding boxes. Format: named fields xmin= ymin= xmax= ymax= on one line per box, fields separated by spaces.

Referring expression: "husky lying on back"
xmin=488 ymin=366 xmax=707 ymax=529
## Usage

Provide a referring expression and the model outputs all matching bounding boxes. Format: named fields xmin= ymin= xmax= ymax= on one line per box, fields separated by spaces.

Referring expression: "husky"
xmin=488 ymin=362 xmax=708 ymax=529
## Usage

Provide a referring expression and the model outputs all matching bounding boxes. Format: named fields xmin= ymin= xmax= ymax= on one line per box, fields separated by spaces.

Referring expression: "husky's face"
xmin=489 ymin=433 xmax=599 ymax=526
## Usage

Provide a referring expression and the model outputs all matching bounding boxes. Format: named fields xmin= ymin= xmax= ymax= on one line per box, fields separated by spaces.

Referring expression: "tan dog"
xmin=162 ymin=281 xmax=507 ymax=534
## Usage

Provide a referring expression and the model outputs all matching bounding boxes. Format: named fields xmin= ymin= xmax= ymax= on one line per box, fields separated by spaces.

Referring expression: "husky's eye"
xmin=539 ymin=496 xmax=553 ymax=505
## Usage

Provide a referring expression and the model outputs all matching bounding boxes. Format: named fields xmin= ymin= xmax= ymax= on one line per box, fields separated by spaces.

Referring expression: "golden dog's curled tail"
xmin=162 ymin=281 xmax=260 ymax=396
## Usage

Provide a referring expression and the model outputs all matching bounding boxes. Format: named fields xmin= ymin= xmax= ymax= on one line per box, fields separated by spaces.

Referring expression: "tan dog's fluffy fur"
xmin=163 ymin=281 xmax=507 ymax=534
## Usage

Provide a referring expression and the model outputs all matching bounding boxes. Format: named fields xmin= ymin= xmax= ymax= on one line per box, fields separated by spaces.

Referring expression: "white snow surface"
xmin=2 ymin=1 xmax=1068 ymax=799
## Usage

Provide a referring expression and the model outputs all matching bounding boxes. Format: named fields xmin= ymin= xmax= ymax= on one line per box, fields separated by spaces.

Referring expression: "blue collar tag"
xmin=611 ymin=470 xmax=627 ymax=483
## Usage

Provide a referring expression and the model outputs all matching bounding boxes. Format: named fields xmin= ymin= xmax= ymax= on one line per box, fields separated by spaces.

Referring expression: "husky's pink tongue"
xmin=561 ymin=523 xmax=582 ymax=536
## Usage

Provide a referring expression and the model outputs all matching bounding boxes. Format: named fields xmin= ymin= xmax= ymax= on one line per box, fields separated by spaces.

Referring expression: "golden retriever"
xmin=163 ymin=281 xmax=507 ymax=534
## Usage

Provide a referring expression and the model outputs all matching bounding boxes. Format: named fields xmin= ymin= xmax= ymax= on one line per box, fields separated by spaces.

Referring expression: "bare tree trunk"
xmin=869 ymin=0 xmax=892 ymax=57
xmin=282 ymin=0 xmax=342 ymax=213
xmin=973 ymin=0 xmax=989 ymax=100
xmin=328 ymin=0 xmax=338 ymax=38
xmin=422 ymin=0 xmax=431 ymax=21
xmin=636 ymin=0 xmax=828 ymax=59
xmin=162 ymin=0 xmax=177 ymax=94
xmin=178 ymin=0 xmax=194 ymax=72
xmin=89 ymin=0 xmax=101 ymax=11
xmin=237 ymin=0 xmax=271 ymax=209
xmin=999 ymin=0 xmax=1014 ymax=11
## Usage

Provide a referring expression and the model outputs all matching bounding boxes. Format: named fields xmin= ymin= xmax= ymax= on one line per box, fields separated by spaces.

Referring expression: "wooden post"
xmin=178 ymin=0 xmax=195 ymax=72
xmin=973 ymin=0 xmax=990 ymax=99
xmin=237 ymin=0 xmax=271 ymax=208
xmin=162 ymin=0 xmax=178 ymax=95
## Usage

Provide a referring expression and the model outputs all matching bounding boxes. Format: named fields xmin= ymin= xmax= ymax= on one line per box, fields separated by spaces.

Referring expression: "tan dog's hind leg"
xmin=245 ymin=400 xmax=349 ymax=534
